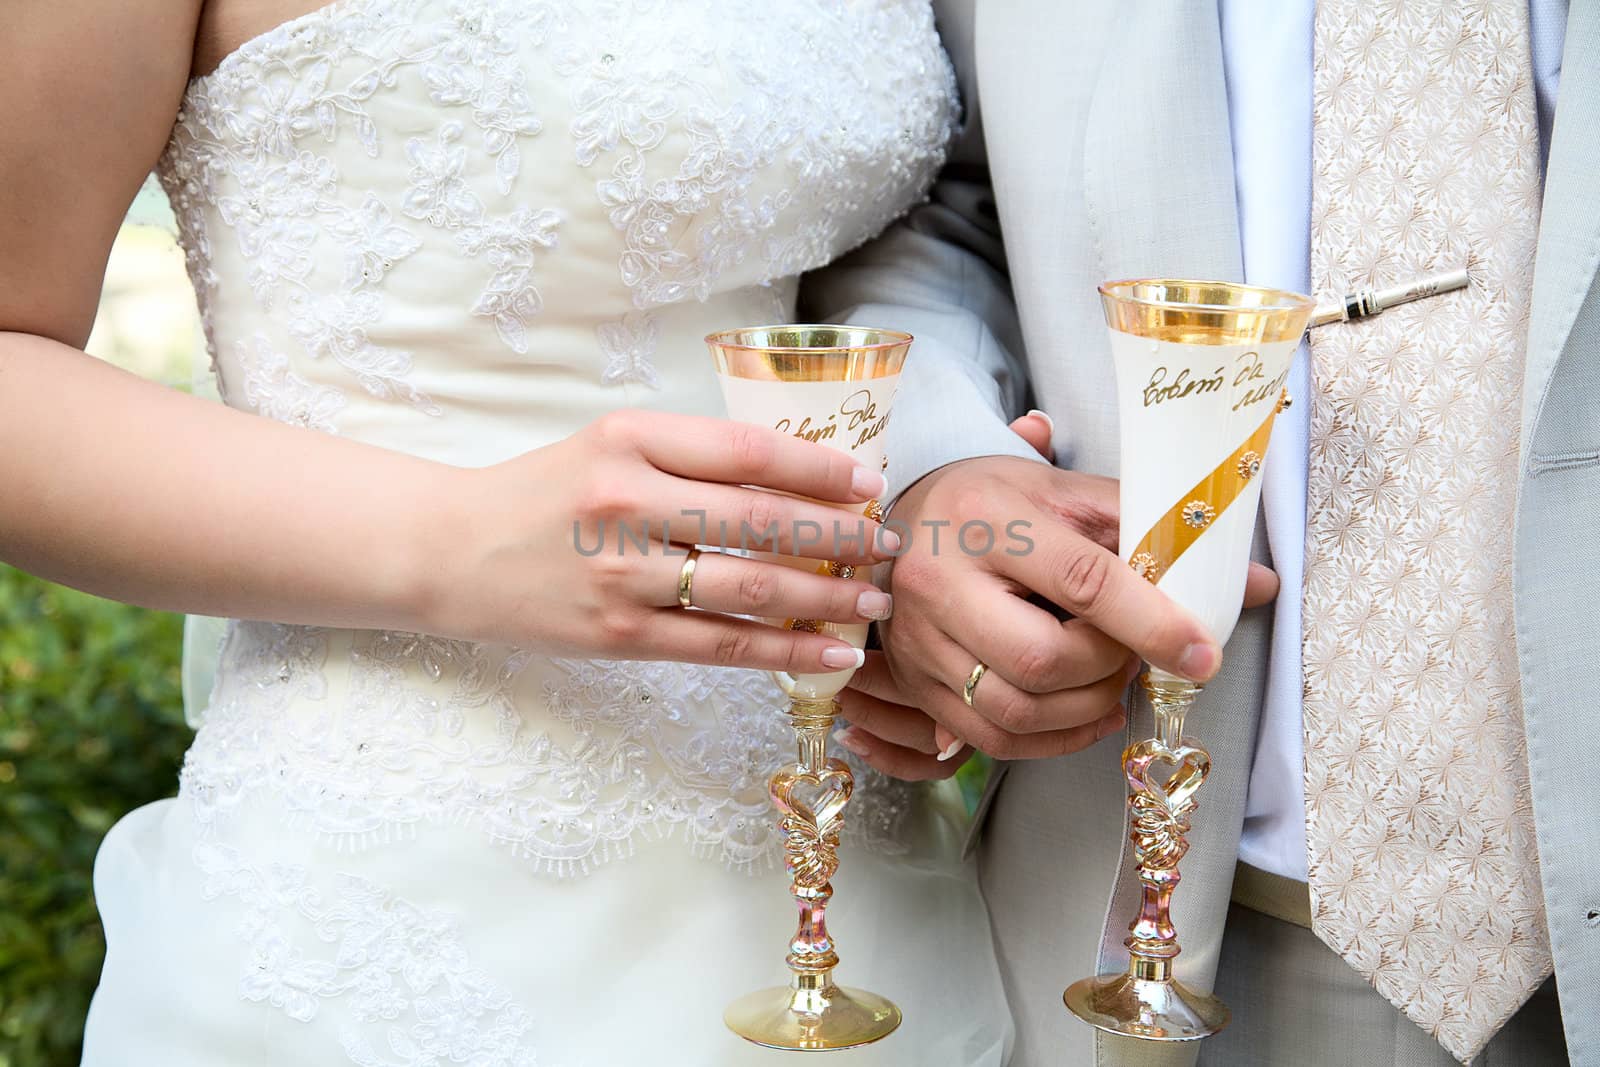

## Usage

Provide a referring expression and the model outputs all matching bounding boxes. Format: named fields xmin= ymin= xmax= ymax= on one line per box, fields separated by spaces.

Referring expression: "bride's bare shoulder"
xmin=0 ymin=0 xmax=207 ymax=345
xmin=192 ymin=0 xmax=342 ymax=78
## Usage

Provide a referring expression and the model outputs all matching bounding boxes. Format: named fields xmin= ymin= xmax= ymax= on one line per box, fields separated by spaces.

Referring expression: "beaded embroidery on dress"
xmin=83 ymin=3 xmax=1014 ymax=1064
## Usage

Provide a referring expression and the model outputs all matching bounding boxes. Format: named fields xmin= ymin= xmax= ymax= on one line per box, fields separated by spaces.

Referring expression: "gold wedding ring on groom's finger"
xmin=963 ymin=662 xmax=989 ymax=709
xmin=677 ymin=548 xmax=703 ymax=609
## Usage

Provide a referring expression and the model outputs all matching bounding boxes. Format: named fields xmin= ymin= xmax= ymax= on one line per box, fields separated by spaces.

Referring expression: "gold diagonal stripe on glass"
xmin=1129 ymin=400 xmax=1281 ymax=584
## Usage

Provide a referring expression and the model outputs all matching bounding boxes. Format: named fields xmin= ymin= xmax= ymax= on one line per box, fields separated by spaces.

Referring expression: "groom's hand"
xmin=876 ymin=454 xmax=1279 ymax=762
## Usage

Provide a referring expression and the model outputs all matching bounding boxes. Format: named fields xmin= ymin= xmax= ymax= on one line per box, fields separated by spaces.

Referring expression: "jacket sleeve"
xmin=796 ymin=9 xmax=1045 ymax=500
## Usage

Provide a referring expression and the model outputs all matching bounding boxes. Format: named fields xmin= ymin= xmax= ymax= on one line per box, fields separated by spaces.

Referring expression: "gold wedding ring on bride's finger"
xmin=677 ymin=548 xmax=702 ymax=609
xmin=963 ymin=661 xmax=989 ymax=709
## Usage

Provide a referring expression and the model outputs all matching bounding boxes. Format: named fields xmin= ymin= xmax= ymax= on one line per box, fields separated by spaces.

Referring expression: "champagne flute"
xmin=707 ymin=324 xmax=910 ymax=1052
xmin=1064 ymin=280 xmax=1314 ymax=1041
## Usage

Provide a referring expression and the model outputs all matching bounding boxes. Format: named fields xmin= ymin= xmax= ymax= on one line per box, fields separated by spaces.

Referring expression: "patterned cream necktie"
xmin=1302 ymin=2 xmax=1550 ymax=1061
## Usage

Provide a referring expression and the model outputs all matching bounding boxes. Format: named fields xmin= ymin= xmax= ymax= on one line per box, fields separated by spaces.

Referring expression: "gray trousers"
xmin=1191 ymin=903 xmax=1567 ymax=1067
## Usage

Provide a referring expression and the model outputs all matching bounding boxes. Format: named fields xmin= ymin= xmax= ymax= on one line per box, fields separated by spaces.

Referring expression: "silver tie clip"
xmin=1309 ymin=267 xmax=1470 ymax=328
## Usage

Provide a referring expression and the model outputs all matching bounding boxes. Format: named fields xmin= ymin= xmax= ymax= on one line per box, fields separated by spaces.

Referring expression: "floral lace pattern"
xmin=233 ymin=333 xmax=348 ymax=431
xmin=159 ymin=0 xmax=559 ymax=414
xmin=195 ymin=842 xmax=538 ymax=1066
xmin=157 ymin=0 xmax=956 ymax=412
xmin=183 ymin=622 xmax=912 ymax=877
xmin=556 ymin=0 xmax=957 ymax=383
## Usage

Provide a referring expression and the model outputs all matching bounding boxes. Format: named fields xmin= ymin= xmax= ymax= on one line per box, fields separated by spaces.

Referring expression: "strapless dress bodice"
xmin=158 ymin=0 xmax=957 ymax=463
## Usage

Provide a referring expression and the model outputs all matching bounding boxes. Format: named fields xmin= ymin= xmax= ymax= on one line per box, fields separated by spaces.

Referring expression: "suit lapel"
xmin=1523 ymin=0 xmax=1600 ymax=454
xmin=1514 ymin=3 xmax=1600 ymax=1056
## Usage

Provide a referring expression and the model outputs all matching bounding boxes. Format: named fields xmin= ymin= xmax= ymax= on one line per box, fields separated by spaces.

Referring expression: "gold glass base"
xmin=1064 ymin=972 xmax=1229 ymax=1041
xmin=725 ymin=983 xmax=901 ymax=1051
xmin=1065 ymin=675 xmax=1229 ymax=1044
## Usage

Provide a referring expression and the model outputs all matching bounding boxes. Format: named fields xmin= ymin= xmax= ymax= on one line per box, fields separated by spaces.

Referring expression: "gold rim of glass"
xmin=1098 ymin=279 xmax=1314 ymax=314
xmin=707 ymin=324 xmax=911 ymax=380
xmin=704 ymin=324 xmax=913 ymax=353
xmin=1099 ymin=279 xmax=1315 ymax=345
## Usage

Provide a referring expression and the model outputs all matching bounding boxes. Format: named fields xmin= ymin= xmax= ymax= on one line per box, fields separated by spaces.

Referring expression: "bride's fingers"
xmin=932 ymin=706 xmax=1126 ymax=762
xmin=651 ymin=476 xmax=892 ymax=563
xmin=1007 ymin=411 xmax=1055 ymax=461
xmin=836 ymin=684 xmax=939 ymax=753
xmin=834 ymin=725 xmax=966 ymax=782
xmin=643 ymin=609 xmax=865 ymax=674
xmin=620 ymin=412 xmax=884 ymax=504
xmin=636 ymin=550 xmax=892 ymax=623
xmin=844 ymin=650 xmax=915 ymax=705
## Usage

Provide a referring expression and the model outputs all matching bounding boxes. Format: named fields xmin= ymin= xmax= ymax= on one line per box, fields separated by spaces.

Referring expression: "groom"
xmin=804 ymin=1 xmax=1595 ymax=1065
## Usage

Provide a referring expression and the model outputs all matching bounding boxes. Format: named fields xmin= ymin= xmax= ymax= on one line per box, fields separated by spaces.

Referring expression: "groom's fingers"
xmin=936 ymin=571 xmax=1133 ymax=693
xmin=1244 ymin=561 xmax=1280 ymax=608
xmin=843 ymin=650 xmax=915 ymax=706
xmin=896 ymin=625 xmax=1127 ymax=758
xmin=990 ymin=490 xmax=1220 ymax=683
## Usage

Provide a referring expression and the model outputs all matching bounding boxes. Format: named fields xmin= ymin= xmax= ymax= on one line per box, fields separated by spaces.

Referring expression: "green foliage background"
xmin=0 ymin=567 xmax=190 ymax=1067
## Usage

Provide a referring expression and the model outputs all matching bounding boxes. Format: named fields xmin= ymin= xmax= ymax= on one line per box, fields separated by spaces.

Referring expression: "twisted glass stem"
xmin=769 ymin=698 xmax=852 ymax=1011
xmin=1122 ymin=673 xmax=1207 ymax=983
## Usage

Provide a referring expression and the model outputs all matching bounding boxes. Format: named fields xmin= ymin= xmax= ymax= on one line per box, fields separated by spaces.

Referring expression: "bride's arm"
xmin=0 ymin=2 xmax=893 ymax=673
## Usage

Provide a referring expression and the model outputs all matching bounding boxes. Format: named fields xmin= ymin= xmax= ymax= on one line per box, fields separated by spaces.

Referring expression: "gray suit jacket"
xmin=802 ymin=2 xmax=1600 ymax=1065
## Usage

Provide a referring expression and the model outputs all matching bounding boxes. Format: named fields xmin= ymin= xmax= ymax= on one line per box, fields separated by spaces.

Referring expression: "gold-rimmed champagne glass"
xmin=1064 ymin=280 xmax=1315 ymax=1041
xmin=706 ymin=325 xmax=911 ymax=1052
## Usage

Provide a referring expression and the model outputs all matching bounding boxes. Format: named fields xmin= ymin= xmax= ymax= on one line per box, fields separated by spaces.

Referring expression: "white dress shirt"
xmin=1218 ymin=0 xmax=1569 ymax=881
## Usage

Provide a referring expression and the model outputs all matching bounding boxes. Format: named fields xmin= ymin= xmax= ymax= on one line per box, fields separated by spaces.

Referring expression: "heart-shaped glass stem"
xmin=770 ymin=758 xmax=854 ymax=892
xmin=722 ymin=698 xmax=901 ymax=1050
xmin=1063 ymin=673 xmax=1231 ymax=1040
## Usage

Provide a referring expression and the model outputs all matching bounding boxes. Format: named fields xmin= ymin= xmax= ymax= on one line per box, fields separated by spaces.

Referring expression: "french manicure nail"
xmin=857 ymin=590 xmax=893 ymax=620
xmin=852 ymin=466 xmax=889 ymax=500
xmin=1027 ymin=408 xmax=1055 ymax=435
xmin=937 ymin=738 xmax=965 ymax=762
xmin=821 ymin=646 xmax=866 ymax=670
xmin=835 ymin=726 xmax=871 ymax=757
xmin=1098 ymin=708 xmax=1127 ymax=740
xmin=876 ymin=527 xmax=903 ymax=555
xmin=1179 ymin=642 xmax=1220 ymax=681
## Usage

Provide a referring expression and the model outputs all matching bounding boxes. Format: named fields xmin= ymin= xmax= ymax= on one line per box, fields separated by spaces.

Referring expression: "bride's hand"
xmin=433 ymin=410 xmax=899 ymax=673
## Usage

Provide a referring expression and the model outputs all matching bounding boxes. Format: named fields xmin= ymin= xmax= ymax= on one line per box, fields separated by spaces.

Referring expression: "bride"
xmin=2 ymin=0 xmax=1022 ymax=1063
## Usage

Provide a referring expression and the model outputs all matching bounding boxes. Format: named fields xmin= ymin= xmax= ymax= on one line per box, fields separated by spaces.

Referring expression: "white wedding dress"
xmin=80 ymin=2 xmax=1012 ymax=1065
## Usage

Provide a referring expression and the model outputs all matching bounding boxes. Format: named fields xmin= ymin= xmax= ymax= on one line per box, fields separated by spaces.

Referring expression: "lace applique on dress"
xmin=195 ymin=842 xmax=538 ymax=1067
xmin=158 ymin=0 xmax=563 ymax=409
xmin=159 ymin=0 xmax=955 ymax=402
xmin=233 ymin=333 xmax=349 ymax=431
xmin=184 ymin=623 xmax=911 ymax=877
xmin=558 ymin=0 xmax=959 ymax=387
